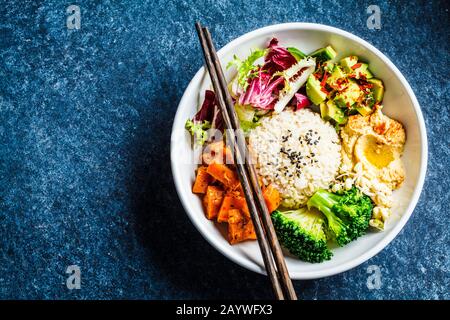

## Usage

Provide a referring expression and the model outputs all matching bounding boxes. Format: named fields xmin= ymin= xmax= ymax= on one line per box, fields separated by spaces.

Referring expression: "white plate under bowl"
xmin=170 ymin=23 xmax=427 ymax=279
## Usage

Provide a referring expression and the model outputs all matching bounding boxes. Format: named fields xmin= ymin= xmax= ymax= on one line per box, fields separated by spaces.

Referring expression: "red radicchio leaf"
xmin=294 ymin=93 xmax=311 ymax=110
xmin=193 ymin=90 xmax=223 ymax=131
xmin=193 ymin=90 xmax=215 ymax=122
xmin=263 ymin=38 xmax=297 ymax=74
xmin=238 ymin=71 xmax=284 ymax=109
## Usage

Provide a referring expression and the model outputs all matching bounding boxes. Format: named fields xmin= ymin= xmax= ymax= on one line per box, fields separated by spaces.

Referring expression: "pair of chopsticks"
xmin=195 ymin=22 xmax=297 ymax=300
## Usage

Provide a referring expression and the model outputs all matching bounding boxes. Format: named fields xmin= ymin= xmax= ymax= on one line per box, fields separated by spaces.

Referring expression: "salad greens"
xmin=234 ymin=104 xmax=261 ymax=134
xmin=263 ymin=38 xmax=298 ymax=73
xmin=185 ymin=90 xmax=222 ymax=145
xmin=186 ymin=38 xmax=331 ymax=145
xmin=232 ymin=38 xmax=315 ymax=113
xmin=226 ymin=49 xmax=267 ymax=90
xmin=185 ymin=119 xmax=211 ymax=145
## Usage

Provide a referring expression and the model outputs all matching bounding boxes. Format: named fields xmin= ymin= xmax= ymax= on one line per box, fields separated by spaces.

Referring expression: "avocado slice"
xmin=309 ymin=45 xmax=337 ymax=62
xmin=287 ymin=47 xmax=307 ymax=61
xmin=356 ymin=105 xmax=373 ymax=116
xmin=340 ymin=56 xmax=359 ymax=73
xmin=367 ymin=78 xmax=385 ymax=102
xmin=323 ymin=61 xmax=334 ymax=73
xmin=306 ymin=75 xmax=327 ymax=105
xmin=340 ymin=57 xmax=373 ymax=79
xmin=319 ymin=101 xmax=328 ymax=120
xmin=351 ymin=63 xmax=373 ymax=80
xmin=327 ymin=100 xmax=347 ymax=125
xmin=320 ymin=100 xmax=347 ymax=124
xmin=326 ymin=65 xmax=347 ymax=89
xmin=334 ymin=79 xmax=362 ymax=108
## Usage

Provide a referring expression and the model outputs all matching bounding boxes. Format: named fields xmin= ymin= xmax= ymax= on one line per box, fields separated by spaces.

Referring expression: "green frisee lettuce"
xmin=226 ymin=48 xmax=268 ymax=90
xmin=185 ymin=119 xmax=211 ymax=145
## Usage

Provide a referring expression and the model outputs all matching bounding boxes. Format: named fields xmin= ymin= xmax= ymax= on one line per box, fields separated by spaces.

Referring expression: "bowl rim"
xmin=170 ymin=22 xmax=428 ymax=279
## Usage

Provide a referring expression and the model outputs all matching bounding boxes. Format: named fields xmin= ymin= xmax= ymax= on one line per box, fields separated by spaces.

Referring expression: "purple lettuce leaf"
xmin=238 ymin=70 xmax=284 ymax=110
xmin=263 ymin=38 xmax=298 ymax=74
xmin=294 ymin=93 xmax=311 ymax=110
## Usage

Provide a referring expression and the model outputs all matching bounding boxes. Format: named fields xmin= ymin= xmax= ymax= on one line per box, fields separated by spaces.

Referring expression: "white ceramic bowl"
xmin=170 ymin=23 xmax=427 ymax=279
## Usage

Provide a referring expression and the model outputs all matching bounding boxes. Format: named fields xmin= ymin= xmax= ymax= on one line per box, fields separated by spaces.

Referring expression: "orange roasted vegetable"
xmin=192 ymin=166 xmax=213 ymax=194
xmin=206 ymin=163 xmax=239 ymax=190
xmin=217 ymin=193 xmax=250 ymax=223
xmin=262 ymin=184 xmax=281 ymax=213
xmin=217 ymin=195 xmax=233 ymax=223
xmin=228 ymin=209 xmax=257 ymax=244
xmin=230 ymin=195 xmax=250 ymax=217
xmin=203 ymin=186 xmax=224 ymax=220
xmin=194 ymin=155 xmax=278 ymax=245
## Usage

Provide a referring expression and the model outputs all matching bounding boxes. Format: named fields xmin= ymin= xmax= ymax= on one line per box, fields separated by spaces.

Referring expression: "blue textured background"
xmin=0 ymin=0 xmax=448 ymax=299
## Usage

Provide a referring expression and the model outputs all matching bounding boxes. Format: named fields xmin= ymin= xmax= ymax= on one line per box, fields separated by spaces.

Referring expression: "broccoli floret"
xmin=272 ymin=208 xmax=332 ymax=263
xmin=307 ymin=187 xmax=373 ymax=246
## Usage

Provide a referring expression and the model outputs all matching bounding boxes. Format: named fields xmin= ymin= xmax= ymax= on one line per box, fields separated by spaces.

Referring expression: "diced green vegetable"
xmin=340 ymin=56 xmax=359 ymax=72
xmin=287 ymin=47 xmax=307 ymax=61
xmin=306 ymin=75 xmax=327 ymax=105
xmin=309 ymin=45 xmax=337 ymax=61
xmin=367 ymin=78 xmax=385 ymax=102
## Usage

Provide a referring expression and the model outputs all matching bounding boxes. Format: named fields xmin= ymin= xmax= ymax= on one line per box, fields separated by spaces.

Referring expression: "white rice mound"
xmin=249 ymin=108 xmax=342 ymax=208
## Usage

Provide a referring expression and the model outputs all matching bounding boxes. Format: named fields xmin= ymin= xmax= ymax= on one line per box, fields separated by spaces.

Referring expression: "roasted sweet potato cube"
xmin=263 ymin=184 xmax=281 ymax=213
xmin=242 ymin=220 xmax=257 ymax=240
xmin=228 ymin=209 xmax=257 ymax=244
xmin=230 ymin=195 xmax=250 ymax=218
xmin=206 ymin=163 xmax=239 ymax=190
xmin=202 ymin=186 xmax=224 ymax=220
xmin=217 ymin=195 xmax=233 ymax=223
xmin=217 ymin=193 xmax=251 ymax=223
xmin=228 ymin=209 xmax=244 ymax=244
xmin=192 ymin=166 xmax=213 ymax=194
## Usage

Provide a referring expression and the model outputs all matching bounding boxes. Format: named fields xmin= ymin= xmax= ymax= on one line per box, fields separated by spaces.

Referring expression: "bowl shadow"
xmin=125 ymin=96 xmax=274 ymax=299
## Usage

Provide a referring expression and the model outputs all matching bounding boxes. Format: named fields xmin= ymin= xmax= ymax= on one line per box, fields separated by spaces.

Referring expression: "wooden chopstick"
xmin=195 ymin=22 xmax=284 ymax=300
xmin=195 ymin=22 xmax=297 ymax=300
xmin=202 ymin=28 xmax=297 ymax=300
